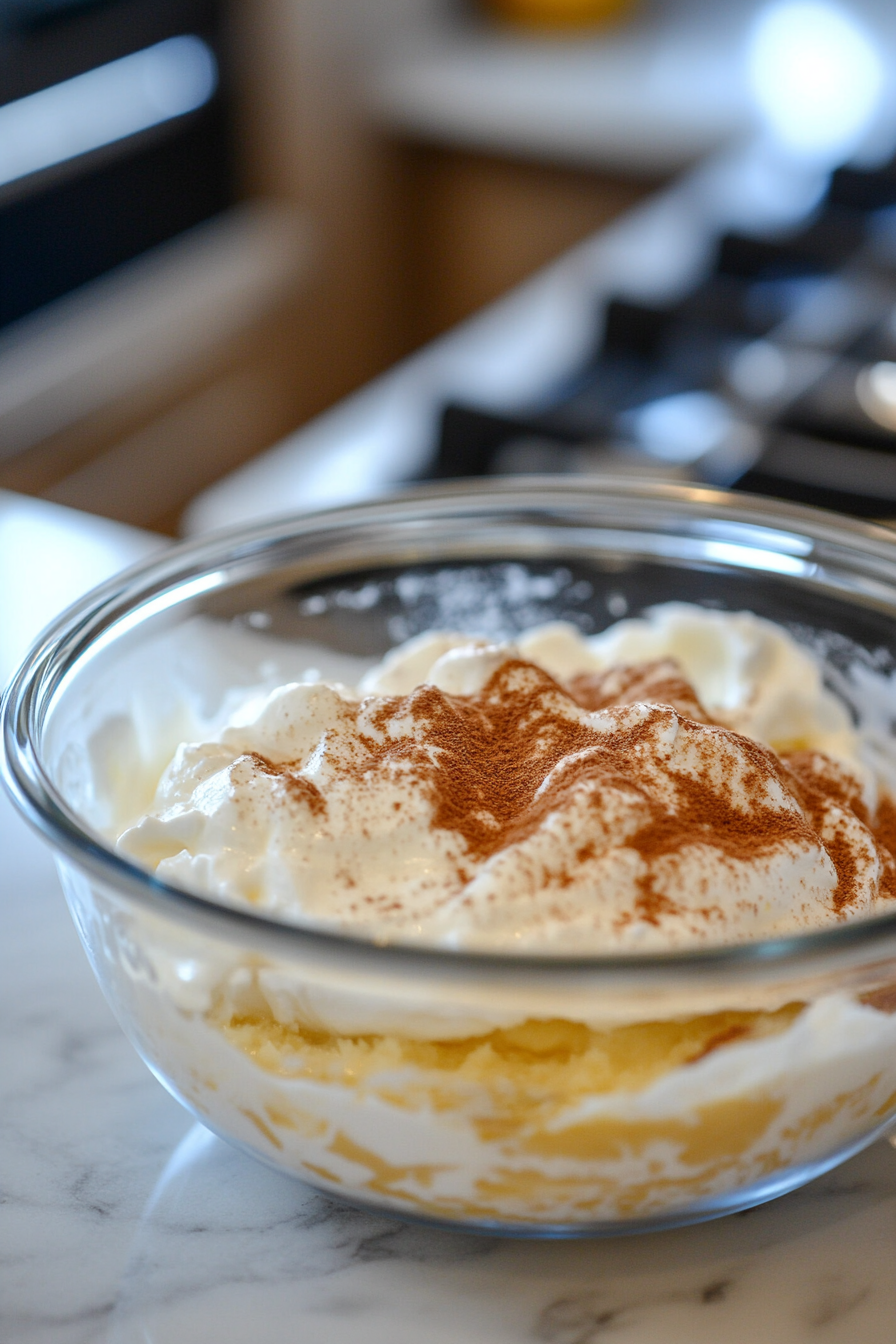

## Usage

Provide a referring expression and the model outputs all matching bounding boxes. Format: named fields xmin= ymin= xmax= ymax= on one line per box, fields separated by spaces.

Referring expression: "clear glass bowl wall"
xmin=7 ymin=479 xmax=896 ymax=1237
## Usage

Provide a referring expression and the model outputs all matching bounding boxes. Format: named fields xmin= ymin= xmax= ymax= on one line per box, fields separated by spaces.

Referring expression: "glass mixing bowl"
xmin=7 ymin=478 xmax=896 ymax=1237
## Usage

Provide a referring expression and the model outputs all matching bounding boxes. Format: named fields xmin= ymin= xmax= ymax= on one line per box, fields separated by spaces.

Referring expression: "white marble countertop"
xmin=4 ymin=487 xmax=896 ymax=1343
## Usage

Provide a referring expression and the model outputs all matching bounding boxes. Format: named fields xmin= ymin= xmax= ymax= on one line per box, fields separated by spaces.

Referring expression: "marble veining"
xmin=5 ymin=784 xmax=896 ymax=1344
xmin=3 ymin=495 xmax=896 ymax=1344
xmin=0 ymin=796 xmax=191 ymax=1344
xmin=103 ymin=1122 xmax=896 ymax=1344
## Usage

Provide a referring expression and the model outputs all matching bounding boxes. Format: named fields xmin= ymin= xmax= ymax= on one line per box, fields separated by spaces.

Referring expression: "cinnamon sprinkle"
xmin=242 ymin=751 xmax=327 ymax=817
xmin=363 ymin=660 xmax=829 ymax=923
xmin=243 ymin=658 xmax=895 ymax=924
xmin=782 ymin=750 xmax=896 ymax=909
xmin=874 ymin=794 xmax=896 ymax=861
xmin=566 ymin=659 xmax=712 ymax=723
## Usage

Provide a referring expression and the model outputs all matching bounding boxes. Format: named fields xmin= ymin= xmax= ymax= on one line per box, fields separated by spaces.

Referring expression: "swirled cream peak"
xmin=364 ymin=605 xmax=858 ymax=764
xmin=117 ymin=610 xmax=896 ymax=950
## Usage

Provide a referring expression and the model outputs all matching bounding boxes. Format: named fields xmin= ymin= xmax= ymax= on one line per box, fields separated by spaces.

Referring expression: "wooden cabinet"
xmin=398 ymin=143 xmax=653 ymax=344
xmin=0 ymin=203 xmax=312 ymax=532
xmin=0 ymin=0 xmax=661 ymax=532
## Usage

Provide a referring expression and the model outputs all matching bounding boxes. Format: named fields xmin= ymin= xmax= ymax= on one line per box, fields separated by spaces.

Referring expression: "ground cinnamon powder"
xmin=244 ymin=751 xmax=327 ymax=817
xmin=874 ymin=794 xmax=896 ymax=861
xmin=359 ymin=659 xmax=873 ymax=923
xmin=781 ymin=750 xmax=896 ymax=908
xmin=566 ymin=659 xmax=711 ymax=723
xmin=248 ymin=657 xmax=896 ymax=924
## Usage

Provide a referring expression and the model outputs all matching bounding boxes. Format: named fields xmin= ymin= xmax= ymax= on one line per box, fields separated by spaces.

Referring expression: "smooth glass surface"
xmin=7 ymin=478 xmax=896 ymax=1235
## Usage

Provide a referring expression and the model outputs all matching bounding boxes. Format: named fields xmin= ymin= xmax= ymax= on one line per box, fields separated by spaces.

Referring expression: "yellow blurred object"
xmin=483 ymin=0 xmax=639 ymax=29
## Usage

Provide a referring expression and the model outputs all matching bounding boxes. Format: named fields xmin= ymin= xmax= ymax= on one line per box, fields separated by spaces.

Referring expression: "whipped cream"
xmin=367 ymin=604 xmax=860 ymax=763
xmin=58 ymin=603 xmax=896 ymax=1228
xmin=116 ymin=606 xmax=896 ymax=951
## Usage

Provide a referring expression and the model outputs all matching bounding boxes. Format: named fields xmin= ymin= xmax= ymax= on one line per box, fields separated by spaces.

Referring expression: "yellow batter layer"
xmin=211 ymin=1003 xmax=804 ymax=1130
xmin=185 ymin=997 xmax=896 ymax=1224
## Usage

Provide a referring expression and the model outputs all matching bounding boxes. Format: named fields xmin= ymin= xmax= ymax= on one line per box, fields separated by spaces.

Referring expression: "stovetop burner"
xmin=427 ymin=157 xmax=896 ymax=518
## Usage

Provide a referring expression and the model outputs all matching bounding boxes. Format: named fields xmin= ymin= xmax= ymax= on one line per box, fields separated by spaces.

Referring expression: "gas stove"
xmin=428 ymin=157 xmax=896 ymax=518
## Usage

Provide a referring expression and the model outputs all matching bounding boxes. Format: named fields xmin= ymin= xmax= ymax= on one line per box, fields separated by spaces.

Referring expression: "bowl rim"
xmin=8 ymin=474 xmax=896 ymax=982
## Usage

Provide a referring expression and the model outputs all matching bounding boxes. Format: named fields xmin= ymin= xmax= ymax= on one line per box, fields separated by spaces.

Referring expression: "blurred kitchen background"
xmin=4 ymin=0 xmax=896 ymax=535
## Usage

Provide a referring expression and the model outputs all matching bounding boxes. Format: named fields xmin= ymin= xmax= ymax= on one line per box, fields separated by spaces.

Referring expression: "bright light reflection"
xmin=856 ymin=361 xmax=896 ymax=431
xmin=697 ymin=521 xmax=814 ymax=556
xmin=630 ymin=392 xmax=737 ymax=464
xmin=0 ymin=35 xmax=217 ymax=190
xmin=703 ymin=542 xmax=810 ymax=577
xmin=747 ymin=1 xmax=884 ymax=159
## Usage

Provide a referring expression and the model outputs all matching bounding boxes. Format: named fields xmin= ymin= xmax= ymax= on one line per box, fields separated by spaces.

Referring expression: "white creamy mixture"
xmin=116 ymin=604 xmax=896 ymax=951
xmin=65 ymin=602 xmax=896 ymax=1226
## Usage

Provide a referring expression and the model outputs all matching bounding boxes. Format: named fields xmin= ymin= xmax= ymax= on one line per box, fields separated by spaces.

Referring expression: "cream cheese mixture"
xmin=117 ymin=604 xmax=896 ymax=950
xmin=65 ymin=602 xmax=896 ymax=1227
